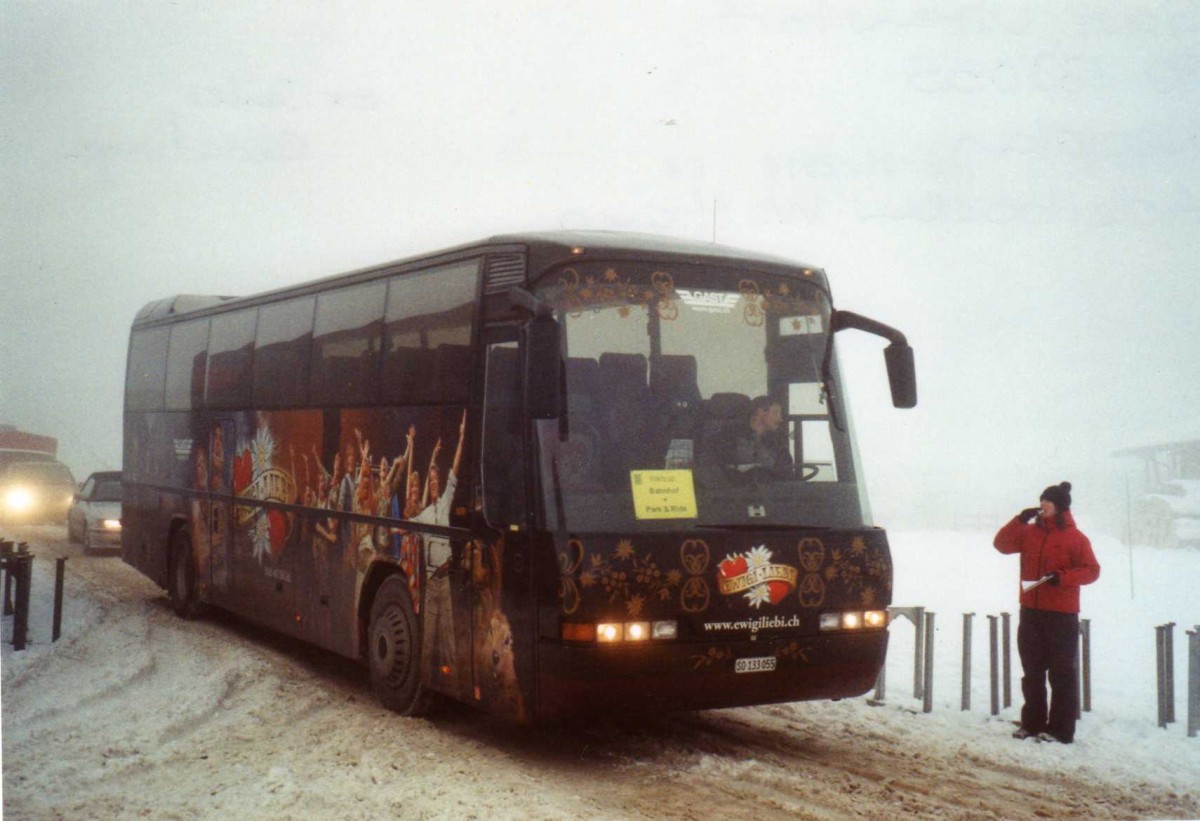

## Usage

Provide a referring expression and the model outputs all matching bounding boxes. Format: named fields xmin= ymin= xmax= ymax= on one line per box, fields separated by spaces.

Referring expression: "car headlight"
xmin=4 ymin=487 xmax=33 ymax=513
xmin=102 ymin=518 xmax=122 ymax=531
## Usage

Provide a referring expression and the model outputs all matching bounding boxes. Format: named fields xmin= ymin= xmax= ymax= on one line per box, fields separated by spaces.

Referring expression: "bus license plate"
xmin=735 ymin=656 xmax=776 ymax=674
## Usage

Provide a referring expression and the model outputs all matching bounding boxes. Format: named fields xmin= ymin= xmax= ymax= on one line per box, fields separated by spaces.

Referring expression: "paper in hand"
xmin=1021 ymin=574 xmax=1055 ymax=593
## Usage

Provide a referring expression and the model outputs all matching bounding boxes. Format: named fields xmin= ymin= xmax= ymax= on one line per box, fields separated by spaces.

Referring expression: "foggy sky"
xmin=3 ymin=1 xmax=1198 ymax=532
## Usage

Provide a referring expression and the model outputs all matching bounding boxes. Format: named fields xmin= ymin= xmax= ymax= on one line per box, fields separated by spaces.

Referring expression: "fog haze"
xmin=4 ymin=1 xmax=1198 ymax=532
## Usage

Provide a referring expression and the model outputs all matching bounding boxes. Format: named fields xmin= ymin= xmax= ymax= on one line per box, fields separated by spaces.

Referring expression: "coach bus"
xmin=122 ymin=231 xmax=916 ymax=723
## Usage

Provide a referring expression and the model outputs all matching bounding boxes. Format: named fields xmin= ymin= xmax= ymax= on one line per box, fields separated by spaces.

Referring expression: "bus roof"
xmin=490 ymin=229 xmax=817 ymax=268
xmin=132 ymin=230 xmax=825 ymax=327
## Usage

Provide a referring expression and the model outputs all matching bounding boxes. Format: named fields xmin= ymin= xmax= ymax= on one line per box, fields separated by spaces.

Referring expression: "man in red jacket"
xmin=994 ymin=481 xmax=1101 ymax=743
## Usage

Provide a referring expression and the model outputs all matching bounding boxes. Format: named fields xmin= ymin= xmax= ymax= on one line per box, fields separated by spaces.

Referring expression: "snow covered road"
xmin=3 ymin=526 xmax=1197 ymax=820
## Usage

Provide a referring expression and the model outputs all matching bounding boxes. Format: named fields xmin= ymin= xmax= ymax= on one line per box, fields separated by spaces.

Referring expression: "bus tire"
xmin=367 ymin=575 xmax=431 ymax=716
xmin=169 ymin=529 xmax=202 ymax=620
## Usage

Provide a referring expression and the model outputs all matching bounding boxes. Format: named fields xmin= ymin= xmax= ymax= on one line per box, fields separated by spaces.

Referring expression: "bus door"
xmin=467 ymin=329 xmax=536 ymax=723
xmin=205 ymin=416 xmax=236 ymax=606
xmin=419 ymin=516 xmax=472 ymax=703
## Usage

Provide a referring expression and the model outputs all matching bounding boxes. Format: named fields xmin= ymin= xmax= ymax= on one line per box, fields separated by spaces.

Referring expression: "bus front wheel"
xmin=367 ymin=576 xmax=431 ymax=716
xmin=169 ymin=529 xmax=201 ymax=620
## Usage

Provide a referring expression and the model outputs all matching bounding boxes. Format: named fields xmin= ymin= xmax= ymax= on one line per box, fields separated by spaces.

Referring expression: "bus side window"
xmin=206 ymin=308 xmax=257 ymax=410
xmin=382 ymin=261 xmax=478 ymax=405
xmin=126 ymin=327 xmax=170 ymax=412
xmin=310 ymin=282 xmax=385 ymax=407
xmin=482 ymin=341 xmax=525 ymax=527
xmin=253 ymin=296 xmax=315 ymax=408
xmin=165 ymin=318 xmax=211 ymax=411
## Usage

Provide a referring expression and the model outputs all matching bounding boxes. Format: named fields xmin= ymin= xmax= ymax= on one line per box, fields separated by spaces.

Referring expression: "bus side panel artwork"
xmin=129 ymin=403 xmax=476 ymax=664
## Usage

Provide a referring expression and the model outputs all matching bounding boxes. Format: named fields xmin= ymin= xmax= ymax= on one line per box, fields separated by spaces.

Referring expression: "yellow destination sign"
xmin=630 ymin=469 xmax=698 ymax=519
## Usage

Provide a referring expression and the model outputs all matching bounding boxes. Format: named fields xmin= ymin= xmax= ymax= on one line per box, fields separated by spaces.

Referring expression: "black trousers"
xmin=1017 ymin=607 xmax=1079 ymax=741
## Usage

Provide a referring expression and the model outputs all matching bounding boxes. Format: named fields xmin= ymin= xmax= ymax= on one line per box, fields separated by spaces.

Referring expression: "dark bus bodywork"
xmin=122 ymin=231 xmax=914 ymax=723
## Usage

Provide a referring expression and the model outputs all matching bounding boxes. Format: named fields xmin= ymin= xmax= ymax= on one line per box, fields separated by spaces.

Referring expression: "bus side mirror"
xmin=884 ymin=343 xmax=917 ymax=409
xmin=526 ymin=314 xmax=562 ymax=420
xmin=828 ymin=309 xmax=918 ymax=409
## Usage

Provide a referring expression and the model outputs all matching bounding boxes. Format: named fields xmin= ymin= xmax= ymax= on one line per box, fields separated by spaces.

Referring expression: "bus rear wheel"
xmin=367 ymin=576 xmax=431 ymax=716
xmin=169 ymin=529 xmax=201 ymax=620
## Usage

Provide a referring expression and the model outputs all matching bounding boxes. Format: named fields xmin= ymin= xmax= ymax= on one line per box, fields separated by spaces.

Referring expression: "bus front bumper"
xmin=535 ymin=630 xmax=887 ymax=722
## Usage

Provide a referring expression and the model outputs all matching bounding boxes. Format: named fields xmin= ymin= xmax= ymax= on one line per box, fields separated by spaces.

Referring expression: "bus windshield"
xmin=533 ymin=260 xmax=869 ymax=532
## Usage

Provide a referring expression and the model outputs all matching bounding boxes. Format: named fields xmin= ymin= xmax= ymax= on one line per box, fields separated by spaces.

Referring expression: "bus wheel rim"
xmin=372 ymin=605 xmax=412 ymax=688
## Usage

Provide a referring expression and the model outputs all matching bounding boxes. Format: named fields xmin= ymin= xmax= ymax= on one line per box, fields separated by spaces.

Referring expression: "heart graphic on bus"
xmin=718 ymin=555 xmax=748 ymax=580
xmin=764 ymin=580 xmax=790 ymax=605
xmin=717 ymin=546 xmax=799 ymax=609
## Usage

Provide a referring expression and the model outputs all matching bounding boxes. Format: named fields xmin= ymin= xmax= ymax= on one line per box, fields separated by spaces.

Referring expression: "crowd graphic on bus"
xmin=181 ymin=407 xmax=526 ymax=713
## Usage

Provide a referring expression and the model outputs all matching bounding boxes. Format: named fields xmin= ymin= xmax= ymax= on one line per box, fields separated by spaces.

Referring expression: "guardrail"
xmin=882 ymin=609 xmax=1195 ymax=737
xmin=876 ymin=607 xmax=1093 ymax=722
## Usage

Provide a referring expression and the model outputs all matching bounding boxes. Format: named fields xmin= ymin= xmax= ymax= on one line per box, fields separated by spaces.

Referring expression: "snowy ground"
xmin=2 ymin=523 xmax=1198 ymax=820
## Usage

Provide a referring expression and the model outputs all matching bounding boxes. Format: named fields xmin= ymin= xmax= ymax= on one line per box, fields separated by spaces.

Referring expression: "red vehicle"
xmin=0 ymin=425 xmax=59 ymax=477
xmin=122 ymin=232 xmax=915 ymax=723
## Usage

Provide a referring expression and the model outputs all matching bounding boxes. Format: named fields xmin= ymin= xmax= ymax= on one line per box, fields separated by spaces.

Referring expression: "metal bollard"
xmin=1157 ymin=625 xmax=1166 ymax=727
xmin=988 ymin=615 xmax=1000 ymax=716
xmin=923 ymin=611 xmax=936 ymax=714
xmin=11 ymin=549 xmax=33 ymax=651
xmin=912 ymin=607 xmax=926 ymax=701
xmin=1080 ymin=619 xmax=1091 ymax=713
xmin=884 ymin=605 xmax=926 ymax=701
xmin=1188 ymin=626 xmax=1199 ymax=739
xmin=1166 ymin=622 xmax=1177 ymax=724
xmin=1158 ymin=623 xmax=1177 ymax=728
xmin=1002 ymin=612 xmax=1012 ymax=709
xmin=962 ymin=613 xmax=974 ymax=711
xmin=2 ymin=538 xmax=14 ymax=616
xmin=2 ymin=560 xmax=12 ymax=616
xmin=1076 ymin=621 xmax=1082 ymax=720
xmin=53 ymin=557 xmax=67 ymax=642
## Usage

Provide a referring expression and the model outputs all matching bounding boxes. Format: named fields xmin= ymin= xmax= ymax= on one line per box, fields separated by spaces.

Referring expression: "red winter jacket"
xmin=993 ymin=510 xmax=1100 ymax=613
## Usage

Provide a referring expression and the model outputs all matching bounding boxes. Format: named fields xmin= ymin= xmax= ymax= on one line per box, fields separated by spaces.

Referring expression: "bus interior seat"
xmin=693 ymin=392 xmax=751 ymax=484
xmin=597 ymin=352 xmax=650 ymax=423
xmin=650 ymin=354 xmax=702 ymax=459
xmin=597 ymin=352 xmax=656 ymax=474
xmin=555 ymin=357 xmax=603 ymax=489
xmin=565 ymin=356 xmax=601 ymax=415
xmin=313 ymin=355 xmax=364 ymax=402
xmin=382 ymin=346 xmax=437 ymax=403
xmin=433 ymin=344 xmax=471 ymax=399
xmin=484 ymin=345 xmax=521 ymax=404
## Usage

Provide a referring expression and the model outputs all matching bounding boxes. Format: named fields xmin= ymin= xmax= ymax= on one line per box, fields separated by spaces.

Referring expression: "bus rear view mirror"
xmin=828 ymin=309 xmax=918 ymax=409
xmin=884 ymin=343 xmax=917 ymax=409
xmin=526 ymin=315 xmax=563 ymax=419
